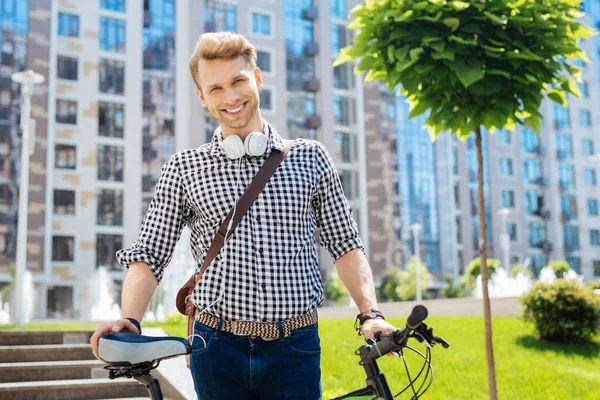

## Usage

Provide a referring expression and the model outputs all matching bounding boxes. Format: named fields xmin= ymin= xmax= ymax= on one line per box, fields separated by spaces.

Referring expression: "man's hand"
xmin=361 ymin=318 xmax=396 ymax=342
xmin=90 ymin=319 xmax=140 ymax=359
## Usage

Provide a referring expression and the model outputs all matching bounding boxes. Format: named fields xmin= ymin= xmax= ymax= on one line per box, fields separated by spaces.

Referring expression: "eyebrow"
xmin=207 ymin=74 xmax=245 ymax=91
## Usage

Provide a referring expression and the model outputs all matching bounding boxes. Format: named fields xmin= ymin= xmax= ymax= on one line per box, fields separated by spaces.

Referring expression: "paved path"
xmin=318 ymin=297 xmax=521 ymax=319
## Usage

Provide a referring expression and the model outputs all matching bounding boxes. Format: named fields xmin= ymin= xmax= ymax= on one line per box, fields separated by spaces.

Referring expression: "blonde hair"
xmin=189 ymin=32 xmax=257 ymax=89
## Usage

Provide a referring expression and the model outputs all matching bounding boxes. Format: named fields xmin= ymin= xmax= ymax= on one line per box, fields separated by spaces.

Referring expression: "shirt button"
xmin=261 ymin=283 xmax=267 ymax=290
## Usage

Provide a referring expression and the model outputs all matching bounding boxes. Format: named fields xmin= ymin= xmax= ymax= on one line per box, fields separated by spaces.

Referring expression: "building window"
xmin=498 ymin=129 xmax=511 ymax=145
xmin=585 ymin=169 xmax=597 ymax=186
xmin=256 ymin=51 xmax=271 ymax=73
xmin=525 ymin=190 xmax=543 ymax=216
xmin=331 ymin=24 xmax=348 ymax=54
xmin=522 ymin=158 xmax=541 ymax=184
xmin=566 ymin=256 xmax=581 ymax=273
xmin=455 ymin=215 xmax=462 ymax=244
xmin=56 ymin=99 xmax=77 ymax=124
xmin=527 ymin=221 xmax=546 ymax=248
xmin=499 ymin=157 xmax=513 ymax=176
xmin=339 ymin=170 xmax=356 ymax=200
xmin=205 ymin=115 xmax=218 ymax=144
xmin=588 ymin=198 xmax=599 ymax=216
xmin=333 ymin=96 xmax=351 ymax=126
xmin=58 ymin=13 xmax=79 ymax=37
xmin=333 ymin=64 xmax=350 ymax=89
xmin=97 ymin=145 xmax=124 ymax=181
xmin=0 ymin=184 xmax=10 ymax=205
xmin=57 ymin=56 xmax=78 ymax=81
xmin=521 ymin=127 xmax=541 ymax=153
xmin=563 ymin=224 xmax=579 ymax=252
xmin=452 ymin=147 xmax=458 ymax=175
xmin=507 ymin=222 xmax=517 ymax=241
xmin=561 ymin=194 xmax=577 ymax=221
xmin=555 ymin=133 xmax=573 ymax=159
xmin=553 ymin=103 xmax=570 ymax=130
xmin=579 ymin=82 xmax=589 ymax=98
xmin=594 ymin=260 xmax=600 ymax=276
xmin=454 ymin=184 xmax=460 ymax=207
xmin=259 ymin=89 xmax=272 ymax=111
xmin=53 ymin=189 xmax=75 ymax=215
xmin=99 ymin=102 xmax=124 ymax=138
xmin=52 ymin=236 xmax=74 ymax=261
xmin=582 ymin=139 xmax=594 ymax=157
xmin=501 ymin=189 xmax=515 ymax=208
xmin=558 ymin=163 xmax=575 ymax=190
xmin=96 ymin=234 xmax=123 ymax=270
xmin=97 ymin=189 xmax=123 ymax=226
xmin=335 ymin=132 xmax=352 ymax=163
xmin=591 ymin=230 xmax=600 ymax=246
xmin=204 ymin=1 xmax=236 ymax=32
xmin=252 ymin=13 xmax=270 ymax=35
xmin=580 ymin=110 xmax=592 ymax=127
xmin=331 ymin=0 xmax=347 ymax=19
xmin=55 ymin=144 xmax=77 ymax=169
xmin=99 ymin=59 xmax=125 ymax=95
xmin=99 ymin=17 xmax=126 ymax=53
xmin=528 ymin=253 xmax=548 ymax=275
xmin=101 ymin=0 xmax=125 ymax=12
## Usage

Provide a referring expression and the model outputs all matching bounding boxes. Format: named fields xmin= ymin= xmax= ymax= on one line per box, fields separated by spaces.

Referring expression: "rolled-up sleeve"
xmin=313 ymin=143 xmax=365 ymax=260
xmin=116 ymin=153 xmax=188 ymax=282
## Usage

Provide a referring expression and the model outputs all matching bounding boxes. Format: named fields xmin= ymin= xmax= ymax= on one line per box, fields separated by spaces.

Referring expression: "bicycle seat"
xmin=98 ymin=333 xmax=191 ymax=366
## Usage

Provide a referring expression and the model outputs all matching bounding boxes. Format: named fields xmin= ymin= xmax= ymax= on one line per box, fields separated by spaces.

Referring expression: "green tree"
xmin=395 ymin=256 xmax=433 ymax=301
xmin=0 ymin=264 xmax=15 ymax=303
xmin=324 ymin=269 xmax=349 ymax=305
xmin=378 ymin=268 xmax=403 ymax=302
xmin=334 ymin=1 xmax=594 ymax=397
xmin=546 ymin=260 xmax=570 ymax=278
xmin=510 ymin=263 xmax=532 ymax=279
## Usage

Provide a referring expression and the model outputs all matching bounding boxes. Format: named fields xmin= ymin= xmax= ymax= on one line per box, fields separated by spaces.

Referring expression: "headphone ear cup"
xmin=244 ymin=132 xmax=268 ymax=156
xmin=221 ymin=135 xmax=245 ymax=159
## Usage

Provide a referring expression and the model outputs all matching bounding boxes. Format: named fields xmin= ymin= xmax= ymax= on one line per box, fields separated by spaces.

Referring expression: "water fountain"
xmin=474 ymin=264 xmax=584 ymax=299
xmin=0 ymin=295 xmax=10 ymax=324
xmin=84 ymin=266 xmax=122 ymax=321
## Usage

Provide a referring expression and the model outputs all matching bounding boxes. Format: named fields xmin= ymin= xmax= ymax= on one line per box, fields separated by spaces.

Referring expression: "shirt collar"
xmin=208 ymin=119 xmax=284 ymax=158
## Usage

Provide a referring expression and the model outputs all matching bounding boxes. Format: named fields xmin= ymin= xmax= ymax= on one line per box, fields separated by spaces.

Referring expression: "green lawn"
xmin=3 ymin=316 xmax=599 ymax=400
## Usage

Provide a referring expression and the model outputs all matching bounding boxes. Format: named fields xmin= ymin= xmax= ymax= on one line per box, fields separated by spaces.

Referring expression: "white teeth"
xmin=226 ymin=103 xmax=244 ymax=113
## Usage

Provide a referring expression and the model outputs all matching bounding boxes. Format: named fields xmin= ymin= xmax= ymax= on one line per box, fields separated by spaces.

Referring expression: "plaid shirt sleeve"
xmin=313 ymin=142 xmax=365 ymax=260
xmin=116 ymin=153 xmax=188 ymax=282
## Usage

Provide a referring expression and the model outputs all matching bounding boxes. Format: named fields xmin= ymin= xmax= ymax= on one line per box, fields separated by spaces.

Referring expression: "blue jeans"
xmin=189 ymin=320 xmax=322 ymax=400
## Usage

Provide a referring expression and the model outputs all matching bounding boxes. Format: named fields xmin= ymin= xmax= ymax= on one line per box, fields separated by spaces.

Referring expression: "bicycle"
xmin=98 ymin=305 xmax=449 ymax=400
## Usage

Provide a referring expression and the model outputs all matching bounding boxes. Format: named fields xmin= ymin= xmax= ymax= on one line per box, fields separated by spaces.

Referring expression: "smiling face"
xmin=194 ymin=56 xmax=264 ymax=139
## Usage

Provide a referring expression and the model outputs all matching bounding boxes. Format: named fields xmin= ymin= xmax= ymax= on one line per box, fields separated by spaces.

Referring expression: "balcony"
xmin=534 ymin=177 xmax=547 ymax=187
xmin=143 ymin=10 xmax=152 ymax=28
xmin=303 ymin=42 xmax=319 ymax=57
xmin=530 ymin=241 xmax=546 ymax=249
xmin=564 ymin=243 xmax=579 ymax=253
xmin=556 ymin=150 xmax=571 ymax=160
xmin=305 ymin=115 xmax=321 ymax=129
xmin=303 ymin=78 xmax=320 ymax=93
xmin=558 ymin=181 xmax=572 ymax=191
xmin=302 ymin=7 xmax=318 ymax=21
xmin=531 ymin=146 xmax=544 ymax=156
xmin=542 ymin=241 xmax=554 ymax=253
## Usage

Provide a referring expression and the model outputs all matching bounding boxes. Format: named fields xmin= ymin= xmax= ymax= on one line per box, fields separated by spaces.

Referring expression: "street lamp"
xmin=410 ymin=223 xmax=423 ymax=302
xmin=10 ymin=70 xmax=45 ymax=326
xmin=496 ymin=208 xmax=512 ymax=273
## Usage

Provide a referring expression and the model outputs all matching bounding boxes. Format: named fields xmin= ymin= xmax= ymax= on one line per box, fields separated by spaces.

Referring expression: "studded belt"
xmin=195 ymin=310 xmax=318 ymax=339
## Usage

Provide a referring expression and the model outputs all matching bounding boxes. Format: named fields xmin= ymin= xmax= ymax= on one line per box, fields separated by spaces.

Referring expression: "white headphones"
xmin=219 ymin=131 xmax=268 ymax=159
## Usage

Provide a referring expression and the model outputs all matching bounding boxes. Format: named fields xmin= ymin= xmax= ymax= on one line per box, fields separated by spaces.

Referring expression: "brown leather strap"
xmin=194 ymin=139 xmax=294 ymax=287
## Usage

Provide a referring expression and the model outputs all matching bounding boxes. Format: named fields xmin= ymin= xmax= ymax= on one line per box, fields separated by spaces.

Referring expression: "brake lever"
xmin=413 ymin=324 xmax=450 ymax=349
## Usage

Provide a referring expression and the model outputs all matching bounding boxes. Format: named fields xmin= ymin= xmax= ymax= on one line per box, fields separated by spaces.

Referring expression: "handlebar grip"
xmin=406 ymin=305 xmax=428 ymax=330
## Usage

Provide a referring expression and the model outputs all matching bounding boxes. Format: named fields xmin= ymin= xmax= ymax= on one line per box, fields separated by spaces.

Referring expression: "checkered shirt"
xmin=116 ymin=122 xmax=364 ymax=322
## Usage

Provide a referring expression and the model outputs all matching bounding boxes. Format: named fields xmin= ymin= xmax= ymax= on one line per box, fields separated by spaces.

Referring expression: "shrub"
xmin=510 ymin=263 xmax=532 ymax=279
xmin=461 ymin=257 xmax=500 ymax=290
xmin=520 ymin=280 xmax=600 ymax=342
xmin=378 ymin=268 xmax=403 ymax=302
xmin=324 ymin=270 xmax=349 ymax=306
xmin=546 ymin=260 xmax=570 ymax=278
xmin=377 ymin=257 xmax=433 ymax=302
xmin=441 ymin=275 xmax=464 ymax=299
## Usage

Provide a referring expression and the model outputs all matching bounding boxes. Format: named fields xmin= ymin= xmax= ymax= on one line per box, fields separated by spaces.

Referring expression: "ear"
xmin=254 ymin=67 xmax=263 ymax=90
xmin=195 ymin=87 xmax=207 ymax=108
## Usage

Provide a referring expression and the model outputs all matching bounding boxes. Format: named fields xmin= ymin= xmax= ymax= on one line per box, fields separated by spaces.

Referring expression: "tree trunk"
xmin=475 ymin=125 xmax=498 ymax=400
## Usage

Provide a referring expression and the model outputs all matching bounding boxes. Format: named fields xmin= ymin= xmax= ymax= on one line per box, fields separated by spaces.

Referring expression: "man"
xmin=91 ymin=32 xmax=395 ymax=400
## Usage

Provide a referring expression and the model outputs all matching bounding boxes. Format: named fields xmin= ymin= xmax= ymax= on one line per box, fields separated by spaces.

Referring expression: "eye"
xmin=211 ymin=87 xmax=221 ymax=92
xmin=234 ymin=79 xmax=244 ymax=84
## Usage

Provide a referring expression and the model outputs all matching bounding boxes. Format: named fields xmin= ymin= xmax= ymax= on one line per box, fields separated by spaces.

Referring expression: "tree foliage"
xmin=334 ymin=0 xmax=594 ymax=139
xmin=379 ymin=256 xmax=433 ymax=301
xmin=546 ymin=260 xmax=570 ymax=278
xmin=462 ymin=257 xmax=500 ymax=290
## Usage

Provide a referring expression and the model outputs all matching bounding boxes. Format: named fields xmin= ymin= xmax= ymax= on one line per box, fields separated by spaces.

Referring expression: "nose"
xmin=223 ymin=88 xmax=241 ymax=106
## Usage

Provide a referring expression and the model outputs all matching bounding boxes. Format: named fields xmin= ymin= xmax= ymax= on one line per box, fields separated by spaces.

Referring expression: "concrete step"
xmin=0 ymin=360 xmax=109 ymax=383
xmin=0 ymin=330 xmax=93 ymax=346
xmin=0 ymin=378 xmax=149 ymax=400
xmin=0 ymin=344 xmax=94 ymax=362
